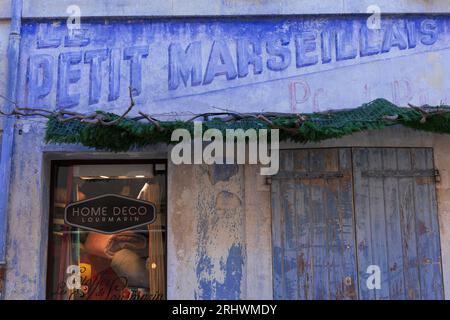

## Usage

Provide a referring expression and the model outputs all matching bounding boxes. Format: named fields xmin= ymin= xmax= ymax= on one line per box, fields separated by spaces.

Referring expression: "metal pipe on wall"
xmin=0 ymin=0 xmax=23 ymax=300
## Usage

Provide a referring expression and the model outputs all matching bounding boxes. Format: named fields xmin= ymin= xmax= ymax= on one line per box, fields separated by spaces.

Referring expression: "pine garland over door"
xmin=44 ymin=99 xmax=450 ymax=152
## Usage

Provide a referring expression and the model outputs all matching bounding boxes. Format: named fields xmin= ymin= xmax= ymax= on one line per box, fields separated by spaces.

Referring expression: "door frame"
xmin=46 ymin=158 xmax=168 ymax=299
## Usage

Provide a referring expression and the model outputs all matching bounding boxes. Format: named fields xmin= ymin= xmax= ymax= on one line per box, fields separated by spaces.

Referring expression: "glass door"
xmin=47 ymin=161 xmax=167 ymax=300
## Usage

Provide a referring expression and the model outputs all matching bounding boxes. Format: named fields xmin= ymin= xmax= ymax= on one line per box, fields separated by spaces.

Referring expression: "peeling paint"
xmin=215 ymin=191 xmax=241 ymax=210
xmin=208 ymin=165 xmax=239 ymax=185
xmin=196 ymin=244 xmax=244 ymax=300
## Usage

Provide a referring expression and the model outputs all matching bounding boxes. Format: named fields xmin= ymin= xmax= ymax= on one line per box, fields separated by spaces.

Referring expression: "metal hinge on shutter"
xmin=266 ymin=171 xmax=344 ymax=185
xmin=361 ymin=169 xmax=440 ymax=181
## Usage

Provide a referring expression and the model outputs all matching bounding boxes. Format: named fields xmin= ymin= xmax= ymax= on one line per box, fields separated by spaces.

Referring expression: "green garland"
xmin=45 ymin=99 xmax=450 ymax=152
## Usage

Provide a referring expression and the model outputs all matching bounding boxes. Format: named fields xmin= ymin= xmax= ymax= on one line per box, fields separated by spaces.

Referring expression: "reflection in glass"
xmin=48 ymin=163 xmax=166 ymax=300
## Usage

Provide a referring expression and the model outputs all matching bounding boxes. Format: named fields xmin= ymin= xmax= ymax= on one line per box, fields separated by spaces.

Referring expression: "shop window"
xmin=47 ymin=161 xmax=167 ymax=300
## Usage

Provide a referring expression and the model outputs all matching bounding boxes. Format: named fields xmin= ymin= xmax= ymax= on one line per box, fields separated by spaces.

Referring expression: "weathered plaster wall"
xmin=0 ymin=20 xmax=10 ymax=134
xmin=17 ymin=16 xmax=450 ymax=118
xmin=428 ymin=135 xmax=450 ymax=300
xmin=0 ymin=1 xmax=11 ymax=19
xmin=4 ymin=123 xmax=46 ymax=299
xmin=19 ymin=0 xmax=450 ymax=18
xmin=168 ymin=164 xmax=247 ymax=299
xmin=167 ymin=163 xmax=272 ymax=299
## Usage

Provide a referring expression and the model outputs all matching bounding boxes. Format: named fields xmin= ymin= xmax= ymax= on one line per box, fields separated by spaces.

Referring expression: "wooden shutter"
xmin=353 ymin=148 xmax=444 ymax=300
xmin=272 ymin=149 xmax=358 ymax=300
xmin=272 ymin=147 xmax=444 ymax=300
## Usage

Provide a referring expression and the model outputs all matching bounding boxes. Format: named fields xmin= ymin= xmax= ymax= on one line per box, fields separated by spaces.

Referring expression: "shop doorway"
xmin=47 ymin=160 xmax=167 ymax=300
xmin=272 ymin=148 xmax=444 ymax=300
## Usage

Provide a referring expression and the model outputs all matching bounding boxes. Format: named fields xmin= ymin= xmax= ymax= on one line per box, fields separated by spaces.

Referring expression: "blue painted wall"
xmin=17 ymin=15 xmax=450 ymax=117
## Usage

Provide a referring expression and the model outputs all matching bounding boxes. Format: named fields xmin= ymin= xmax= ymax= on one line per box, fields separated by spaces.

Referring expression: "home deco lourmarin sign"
xmin=64 ymin=194 xmax=156 ymax=234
